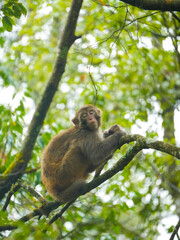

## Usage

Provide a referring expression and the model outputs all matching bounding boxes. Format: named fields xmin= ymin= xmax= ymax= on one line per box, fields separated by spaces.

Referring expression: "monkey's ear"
xmin=96 ymin=108 xmax=102 ymax=117
xmin=72 ymin=117 xmax=79 ymax=126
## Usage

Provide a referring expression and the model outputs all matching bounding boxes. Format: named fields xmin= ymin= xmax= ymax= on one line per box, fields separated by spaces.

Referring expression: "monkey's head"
xmin=72 ymin=105 xmax=101 ymax=130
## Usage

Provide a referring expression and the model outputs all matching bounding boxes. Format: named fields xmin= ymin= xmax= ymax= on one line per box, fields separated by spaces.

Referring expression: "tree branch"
xmin=0 ymin=0 xmax=84 ymax=200
xmin=19 ymin=181 xmax=47 ymax=204
xmin=118 ymin=134 xmax=180 ymax=160
xmin=171 ymin=11 xmax=180 ymax=22
xmin=49 ymin=200 xmax=76 ymax=224
xmin=1 ymin=182 xmax=21 ymax=211
xmin=169 ymin=219 xmax=180 ymax=240
xmin=120 ymin=0 xmax=180 ymax=11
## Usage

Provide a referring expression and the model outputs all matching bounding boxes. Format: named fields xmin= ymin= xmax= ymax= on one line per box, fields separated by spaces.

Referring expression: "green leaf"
xmin=0 ymin=37 xmax=5 ymax=47
xmin=4 ymin=2 xmax=13 ymax=8
xmin=2 ymin=7 xmax=15 ymax=17
xmin=37 ymin=137 xmax=45 ymax=149
xmin=0 ymin=27 xmax=5 ymax=34
xmin=24 ymin=91 xmax=31 ymax=98
xmin=18 ymin=3 xmax=27 ymax=16
xmin=2 ymin=16 xmax=13 ymax=32
xmin=14 ymin=122 xmax=23 ymax=134
xmin=12 ymin=4 xmax=22 ymax=19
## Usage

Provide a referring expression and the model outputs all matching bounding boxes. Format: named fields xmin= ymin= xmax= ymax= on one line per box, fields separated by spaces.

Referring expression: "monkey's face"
xmin=72 ymin=105 xmax=101 ymax=131
xmin=80 ymin=109 xmax=99 ymax=130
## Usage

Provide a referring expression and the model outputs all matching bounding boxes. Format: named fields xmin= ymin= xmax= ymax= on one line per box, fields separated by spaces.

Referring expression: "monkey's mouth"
xmin=88 ymin=120 xmax=98 ymax=129
xmin=88 ymin=119 xmax=96 ymax=125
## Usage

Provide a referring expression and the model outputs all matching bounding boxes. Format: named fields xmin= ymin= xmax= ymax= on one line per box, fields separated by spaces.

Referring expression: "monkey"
xmin=41 ymin=105 xmax=126 ymax=204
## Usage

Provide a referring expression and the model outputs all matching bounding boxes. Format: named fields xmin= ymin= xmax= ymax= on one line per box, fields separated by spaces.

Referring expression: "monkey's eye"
xmin=82 ymin=113 xmax=87 ymax=118
xmin=89 ymin=110 xmax=94 ymax=115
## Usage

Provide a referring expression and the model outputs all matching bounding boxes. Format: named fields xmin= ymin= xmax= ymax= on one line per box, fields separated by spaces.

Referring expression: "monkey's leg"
xmin=57 ymin=179 xmax=86 ymax=204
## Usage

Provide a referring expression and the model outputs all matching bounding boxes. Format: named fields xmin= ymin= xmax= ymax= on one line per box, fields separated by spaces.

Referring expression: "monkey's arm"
xmin=85 ymin=131 xmax=124 ymax=167
xmin=95 ymin=127 xmax=120 ymax=177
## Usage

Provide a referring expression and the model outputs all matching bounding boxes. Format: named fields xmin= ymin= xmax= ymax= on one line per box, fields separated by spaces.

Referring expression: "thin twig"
xmin=98 ymin=11 xmax=159 ymax=46
xmin=88 ymin=66 xmax=98 ymax=106
xmin=19 ymin=181 xmax=47 ymax=204
xmin=49 ymin=200 xmax=76 ymax=224
xmin=2 ymin=182 xmax=21 ymax=211
xmin=110 ymin=4 xmax=129 ymax=51
xmin=169 ymin=219 xmax=180 ymax=240
xmin=171 ymin=11 xmax=180 ymax=23
xmin=24 ymin=166 xmax=40 ymax=174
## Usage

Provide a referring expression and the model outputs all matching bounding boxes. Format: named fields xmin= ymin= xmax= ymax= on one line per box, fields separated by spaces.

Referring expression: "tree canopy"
xmin=0 ymin=0 xmax=180 ymax=239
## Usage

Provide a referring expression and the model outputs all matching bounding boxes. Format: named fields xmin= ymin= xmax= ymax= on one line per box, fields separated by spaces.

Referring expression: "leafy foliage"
xmin=0 ymin=0 xmax=27 ymax=32
xmin=0 ymin=0 xmax=180 ymax=239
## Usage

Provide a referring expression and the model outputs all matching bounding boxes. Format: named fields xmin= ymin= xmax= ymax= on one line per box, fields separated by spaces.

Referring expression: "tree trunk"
xmin=161 ymin=101 xmax=180 ymax=217
xmin=0 ymin=0 xmax=83 ymax=201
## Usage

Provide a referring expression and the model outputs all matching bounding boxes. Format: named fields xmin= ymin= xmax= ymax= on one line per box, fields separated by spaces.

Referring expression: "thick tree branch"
xmin=120 ymin=0 xmax=180 ymax=11
xmin=118 ymin=134 xmax=180 ymax=159
xmin=0 ymin=0 xmax=83 ymax=200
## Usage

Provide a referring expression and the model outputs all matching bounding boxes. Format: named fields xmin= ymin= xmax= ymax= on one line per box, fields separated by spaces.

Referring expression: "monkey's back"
xmin=41 ymin=127 xmax=77 ymax=172
xmin=41 ymin=127 xmax=86 ymax=191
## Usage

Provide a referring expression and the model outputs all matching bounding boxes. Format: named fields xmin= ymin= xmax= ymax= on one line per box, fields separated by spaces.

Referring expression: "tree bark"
xmin=0 ymin=0 xmax=83 ymax=200
xmin=161 ymin=102 xmax=180 ymax=216
xmin=120 ymin=0 xmax=180 ymax=11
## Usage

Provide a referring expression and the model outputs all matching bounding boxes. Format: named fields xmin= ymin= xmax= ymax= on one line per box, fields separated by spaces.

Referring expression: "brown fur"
xmin=41 ymin=105 xmax=126 ymax=203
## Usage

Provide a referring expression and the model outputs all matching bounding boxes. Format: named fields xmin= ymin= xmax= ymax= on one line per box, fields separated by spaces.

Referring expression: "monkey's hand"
xmin=108 ymin=124 xmax=127 ymax=149
xmin=108 ymin=124 xmax=126 ymax=136
xmin=103 ymin=130 xmax=109 ymax=138
xmin=103 ymin=124 xmax=119 ymax=138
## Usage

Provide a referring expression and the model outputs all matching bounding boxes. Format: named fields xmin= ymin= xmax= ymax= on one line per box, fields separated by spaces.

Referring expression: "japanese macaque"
xmin=41 ymin=105 xmax=126 ymax=203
